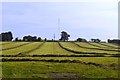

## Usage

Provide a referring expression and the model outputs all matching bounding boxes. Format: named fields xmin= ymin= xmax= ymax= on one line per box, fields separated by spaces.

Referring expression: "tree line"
xmin=15 ymin=35 xmax=42 ymax=42
xmin=0 ymin=32 xmax=13 ymax=41
xmin=0 ymin=31 xmax=120 ymax=44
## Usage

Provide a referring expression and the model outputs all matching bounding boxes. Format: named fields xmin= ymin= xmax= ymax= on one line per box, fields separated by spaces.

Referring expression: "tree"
xmin=7 ymin=32 xmax=13 ymax=41
xmin=23 ymin=35 xmax=39 ymax=42
xmin=91 ymin=38 xmax=101 ymax=43
xmin=108 ymin=39 xmax=120 ymax=44
xmin=0 ymin=31 xmax=13 ymax=41
xmin=108 ymin=39 xmax=111 ymax=43
xmin=32 ymin=36 xmax=37 ymax=41
xmin=15 ymin=37 xmax=19 ymax=41
xmin=44 ymin=38 xmax=47 ymax=41
xmin=0 ymin=34 xmax=2 ymax=41
xmin=76 ymin=38 xmax=87 ymax=42
xmin=38 ymin=37 xmax=41 ymax=41
xmin=59 ymin=31 xmax=70 ymax=41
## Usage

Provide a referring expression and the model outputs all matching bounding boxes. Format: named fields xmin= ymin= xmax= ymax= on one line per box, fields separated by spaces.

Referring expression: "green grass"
xmin=1 ymin=42 xmax=29 ymax=50
xmin=0 ymin=62 xmax=2 ymax=78
xmin=89 ymin=42 xmax=120 ymax=50
xmin=2 ymin=42 xmax=42 ymax=55
xmin=2 ymin=57 xmax=118 ymax=66
xmin=1 ymin=42 xmax=119 ymax=79
xmin=89 ymin=42 xmax=110 ymax=48
xmin=0 ymin=42 xmax=12 ymax=45
xmin=75 ymin=42 xmax=100 ymax=48
xmin=2 ymin=62 xmax=118 ymax=78
xmin=75 ymin=42 xmax=119 ymax=51
xmin=60 ymin=42 xmax=118 ymax=54
xmin=100 ymin=42 xmax=120 ymax=48
xmin=28 ymin=42 xmax=74 ymax=55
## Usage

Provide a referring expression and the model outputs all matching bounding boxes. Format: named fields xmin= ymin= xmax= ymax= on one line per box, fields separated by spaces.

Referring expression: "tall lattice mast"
xmin=58 ymin=18 xmax=60 ymax=40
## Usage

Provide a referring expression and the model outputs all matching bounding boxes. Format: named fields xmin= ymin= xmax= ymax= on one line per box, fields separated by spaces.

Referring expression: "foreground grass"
xmin=2 ymin=62 xmax=118 ymax=78
xmin=0 ymin=62 xmax=2 ymax=78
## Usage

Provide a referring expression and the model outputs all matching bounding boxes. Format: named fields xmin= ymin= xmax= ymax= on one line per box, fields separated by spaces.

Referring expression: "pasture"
xmin=1 ymin=42 xmax=119 ymax=79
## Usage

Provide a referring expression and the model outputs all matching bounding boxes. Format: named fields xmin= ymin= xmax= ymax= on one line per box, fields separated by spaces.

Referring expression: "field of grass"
xmin=59 ymin=42 xmax=119 ymax=55
xmin=2 ymin=62 xmax=118 ymax=78
xmin=75 ymin=42 xmax=119 ymax=51
xmin=88 ymin=42 xmax=120 ymax=49
xmin=1 ymin=42 xmax=42 ymax=56
xmin=2 ymin=57 xmax=118 ymax=66
xmin=99 ymin=42 xmax=120 ymax=48
xmin=28 ymin=42 xmax=74 ymax=55
xmin=1 ymin=41 xmax=119 ymax=79
xmin=1 ymin=42 xmax=30 ymax=50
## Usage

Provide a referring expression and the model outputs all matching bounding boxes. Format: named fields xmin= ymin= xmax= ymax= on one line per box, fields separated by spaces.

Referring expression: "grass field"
xmin=59 ymin=42 xmax=119 ymax=55
xmin=1 ymin=41 xmax=120 ymax=79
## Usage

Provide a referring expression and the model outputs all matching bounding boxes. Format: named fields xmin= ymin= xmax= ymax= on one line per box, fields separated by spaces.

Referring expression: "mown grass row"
xmin=1 ymin=54 xmax=120 ymax=57
xmin=74 ymin=42 xmax=120 ymax=52
xmin=26 ymin=42 xmax=76 ymax=56
xmin=2 ymin=58 xmax=118 ymax=70
xmin=2 ymin=42 xmax=74 ymax=56
xmin=99 ymin=43 xmax=120 ymax=48
xmin=1 ymin=42 xmax=29 ymax=49
xmin=16 ymin=42 xmax=45 ymax=56
xmin=1 ymin=42 xmax=44 ymax=56
xmin=1 ymin=54 xmax=105 ymax=57
xmin=0 ymin=42 xmax=12 ymax=45
xmin=87 ymin=42 xmax=109 ymax=48
xmin=1 ymin=42 xmax=120 ymax=57
xmin=1 ymin=42 xmax=31 ymax=51
xmin=58 ymin=42 xmax=109 ymax=56
xmin=88 ymin=42 xmax=120 ymax=49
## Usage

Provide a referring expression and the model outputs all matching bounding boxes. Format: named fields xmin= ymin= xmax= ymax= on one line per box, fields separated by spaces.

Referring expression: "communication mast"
xmin=58 ymin=18 xmax=60 ymax=40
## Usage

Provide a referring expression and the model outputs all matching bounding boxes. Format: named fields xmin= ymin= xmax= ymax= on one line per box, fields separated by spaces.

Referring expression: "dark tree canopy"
xmin=59 ymin=31 xmax=70 ymax=41
xmin=38 ymin=37 xmax=41 ymax=41
xmin=44 ymin=38 xmax=47 ymax=41
xmin=15 ymin=37 xmax=19 ymax=41
xmin=108 ymin=39 xmax=120 ymax=44
xmin=23 ymin=35 xmax=41 ymax=42
xmin=90 ymin=38 xmax=101 ymax=43
xmin=76 ymin=38 xmax=87 ymax=42
xmin=0 ymin=31 xmax=13 ymax=41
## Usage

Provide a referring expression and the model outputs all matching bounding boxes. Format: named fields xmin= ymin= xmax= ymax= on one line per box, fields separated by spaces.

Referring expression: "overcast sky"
xmin=1 ymin=0 xmax=119 ymax=41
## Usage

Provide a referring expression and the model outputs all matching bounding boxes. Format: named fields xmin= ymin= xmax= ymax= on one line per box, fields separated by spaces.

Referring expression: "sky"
xmin=1 ymin=0 xmax=119 ymax=41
